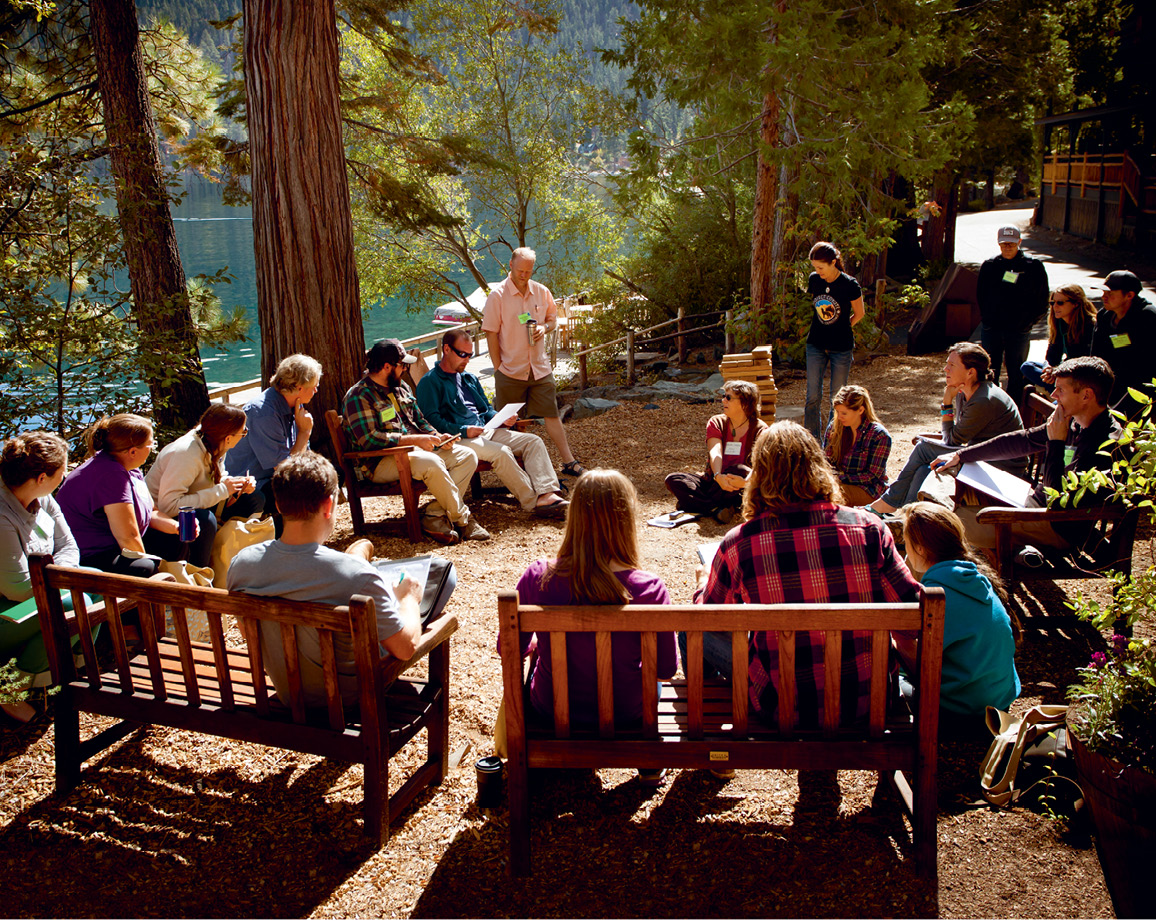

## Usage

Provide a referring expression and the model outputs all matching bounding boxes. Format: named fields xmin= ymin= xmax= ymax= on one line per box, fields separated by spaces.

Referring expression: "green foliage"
xmin=344 ymin=0 xmax=627 ymax=316
xmin=0 ymin=2 xmax=244 ymax=438
xmin=1060 ymin=379 xmax=1156 ymax=773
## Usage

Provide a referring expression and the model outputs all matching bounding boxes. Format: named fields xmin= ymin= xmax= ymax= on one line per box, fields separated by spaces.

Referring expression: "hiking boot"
xmin=457 ymin=515 xmax=491 ymax=542
xmin=422 ymin=515 xmax=460 ymax=545
xmin=714 ymin=507 xmax=736 ymax=525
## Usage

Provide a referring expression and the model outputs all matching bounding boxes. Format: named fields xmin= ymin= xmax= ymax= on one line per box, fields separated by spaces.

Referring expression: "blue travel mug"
xmin=177 ymin=507 xmax=197 ymax=542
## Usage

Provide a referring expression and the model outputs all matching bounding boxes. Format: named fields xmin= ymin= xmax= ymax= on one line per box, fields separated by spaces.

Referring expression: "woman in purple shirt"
xmin=510 ymin=468 xmax=678 ymax=784
xmin=57 ymin=414 xmax=189 ymax=578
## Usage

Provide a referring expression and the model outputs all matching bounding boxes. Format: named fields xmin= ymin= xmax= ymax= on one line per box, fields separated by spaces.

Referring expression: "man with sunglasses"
xmin=342 ymin=339 xmax=489 ymax=544
xmin=416 ymin=330 xmax=569 ymax=519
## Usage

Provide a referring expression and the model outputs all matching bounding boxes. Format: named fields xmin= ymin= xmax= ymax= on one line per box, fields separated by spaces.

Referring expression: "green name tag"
xmin=1064 ymin=446 xmax=1076 ymax=467
xmin=33 ymin=517 xmax=50 ymax=540
xmin=517 ymin=312 xmax=532 ymax=324
xmin=1002 ymin=270 xmax=1020 ymax=283
xmin=1111 ymin=333 xmax=1132 ymax=348
xmin=380 ymin=405 xmax=396 ymax=423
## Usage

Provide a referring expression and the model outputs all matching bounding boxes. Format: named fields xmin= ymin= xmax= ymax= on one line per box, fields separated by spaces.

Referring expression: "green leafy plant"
xmin=1061 ymin=380 xmax=1156 ymax=773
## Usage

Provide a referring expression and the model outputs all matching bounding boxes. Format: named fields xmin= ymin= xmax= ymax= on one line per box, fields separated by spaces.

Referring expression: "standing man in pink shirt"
xmin=482 ymin=247 xmax=588 ymax=478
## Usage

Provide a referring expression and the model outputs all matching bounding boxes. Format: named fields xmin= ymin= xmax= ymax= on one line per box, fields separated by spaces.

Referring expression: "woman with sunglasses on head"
xmin=665 ymin=379 xmax=767 ymax=524
xmin=57 ymin=414 xmax=180 ymax=578
xmin=145 ymin=403 xmax=265 ymax=568
xmin=1020 ymin=284 xmax=1096 ymax=392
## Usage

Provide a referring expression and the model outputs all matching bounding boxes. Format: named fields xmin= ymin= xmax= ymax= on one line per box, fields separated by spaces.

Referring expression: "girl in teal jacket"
xmin=900 ymin=502 xmax=1021 ymax=721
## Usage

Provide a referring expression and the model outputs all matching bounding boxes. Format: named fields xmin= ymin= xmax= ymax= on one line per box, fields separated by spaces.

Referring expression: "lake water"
xmin=173 ymin=179 xmax=475 ymax=389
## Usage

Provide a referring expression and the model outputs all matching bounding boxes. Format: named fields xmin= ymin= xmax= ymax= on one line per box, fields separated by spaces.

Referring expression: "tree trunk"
xmin=89 ymin=0 xmax=209 ymax=432
xmin=749 ymin=89 xmax=779 ymax=340
xmin=243 ymin=0 xmax=366 ymax=455
xmin=920 ymin=175 xmax=951 ymax=264
xmin=943 ymin=177 xmax=960 ymax=265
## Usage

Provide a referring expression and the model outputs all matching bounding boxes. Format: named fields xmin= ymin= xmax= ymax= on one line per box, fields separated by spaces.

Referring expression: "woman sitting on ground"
xmin=694 ymin=422 xmax=921 ymax=732
xmin=898 ymin=502 xmax=1020 ymax=728
xmin=665 ymin=379 xmax=767 ymax=524
xmin=505 ymin=468 xmax=678 ymax=784
xmin=0 ymin=431 xmax=94 ymax=723
xmin=57 ymin=414 xmax=191 ymax=578
xmin=822 ymin=384 xmax=891 ymax=506
xmin=1020 ymin=284 xmax=1096 ymax=393
xmin=870 ymin=342 xmax=1023 ymax=514
xmin=145 ymin=403 xmax=264 ymax=568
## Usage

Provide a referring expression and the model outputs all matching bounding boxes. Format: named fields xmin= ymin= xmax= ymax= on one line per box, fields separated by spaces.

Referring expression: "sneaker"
xmin=422 ymin=515 xmax=460 ymax=545
xmin=457 ymin=515 xmax=492 ymax=542
xmin=637 ymin=768 xmax=667 ymax=788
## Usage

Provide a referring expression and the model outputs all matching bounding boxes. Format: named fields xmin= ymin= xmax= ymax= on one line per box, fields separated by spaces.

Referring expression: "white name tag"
xmin=724 ymin=441 xmax=742 ymax=456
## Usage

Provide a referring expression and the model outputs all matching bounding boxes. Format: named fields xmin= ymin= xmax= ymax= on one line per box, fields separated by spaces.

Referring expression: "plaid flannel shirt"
xmin=699 ymin=502 xmax=921 ymax=727
xmin=824 ymin=420 xmax=892 ymax=498
xmin=341 ymin=376 xmax=437 ymax=476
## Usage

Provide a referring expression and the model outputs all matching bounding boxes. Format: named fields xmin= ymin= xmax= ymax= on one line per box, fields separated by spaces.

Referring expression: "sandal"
xmin=561 ymin=460 xmax=588 ymax=477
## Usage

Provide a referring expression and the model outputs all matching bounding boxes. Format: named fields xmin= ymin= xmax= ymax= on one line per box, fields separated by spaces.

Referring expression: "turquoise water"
xmin=173 ymin=180 xmax=460 ymax=389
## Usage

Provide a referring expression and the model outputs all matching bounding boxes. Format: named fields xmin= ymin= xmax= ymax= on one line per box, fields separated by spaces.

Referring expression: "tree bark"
xmin=243 ymin=0 xmax=366 ymax=454
xmin=749 ymin=89 xmax=780 ymax=338
xmin=89 ymin=0 xmax=209 ymax=431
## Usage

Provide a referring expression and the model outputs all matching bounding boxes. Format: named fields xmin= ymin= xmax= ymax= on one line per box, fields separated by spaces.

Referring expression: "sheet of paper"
xmin=374 ymin=555 xmax=432 ymax=594
xmin=646 ymin=510 xmax=701 ymax=528
xmin=483 ymin=402 xmax=525 ymax=432
xmin=697 ymin=541 xmax=721 ymax=569
xmin=957 ymin=461 xmax=1033 ymax=508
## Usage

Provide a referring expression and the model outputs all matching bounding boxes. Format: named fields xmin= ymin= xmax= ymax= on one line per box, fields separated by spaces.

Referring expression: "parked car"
xmin=433 ymin=302 xmax=470 ymax=326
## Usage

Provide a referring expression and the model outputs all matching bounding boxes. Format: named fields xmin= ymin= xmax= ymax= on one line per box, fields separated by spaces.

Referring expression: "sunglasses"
xmin=1050 ymin=298 xmax=1068 ymax=306
xmin=448 ymin=344 xmax=472 ymax=359
xmin=720 ymin=393 xmax=733 ymax=402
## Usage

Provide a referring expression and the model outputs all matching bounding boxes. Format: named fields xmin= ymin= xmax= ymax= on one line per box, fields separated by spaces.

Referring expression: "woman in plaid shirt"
xmin=694 ymin=421 xmax=921 ymax=728
xmin=822 ymin=385 xmax=891 ymax=505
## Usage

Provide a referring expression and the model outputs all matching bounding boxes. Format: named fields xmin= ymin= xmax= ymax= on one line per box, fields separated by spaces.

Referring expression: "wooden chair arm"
xmin=381 ymin=612 xmax=458 ymax=686
xmin=343 ymin=444 xmax=417 ymax=461
xmin=976 ymin=505 xmax=1125 ymax=525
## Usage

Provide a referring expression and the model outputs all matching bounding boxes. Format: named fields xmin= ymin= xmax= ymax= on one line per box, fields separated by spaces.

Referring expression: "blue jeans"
xmin=805 ymin=345 xmax=853 ymax=439
xmin=878 ymin=439 xmax=956 ymax=508
xmin=1020 ymin=359 xmax=1047 ymax=390
xmin=678 ymin=630 xmax=735 ymax=681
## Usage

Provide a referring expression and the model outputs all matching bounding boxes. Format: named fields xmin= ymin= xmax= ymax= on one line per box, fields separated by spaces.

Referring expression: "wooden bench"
xmin=325 ymin=409 xmax=427 ymax=542
xmin=30 ymin=555 xmax=456 ymax=844
xmin=499 ymin=589 xmax=946 ymax=879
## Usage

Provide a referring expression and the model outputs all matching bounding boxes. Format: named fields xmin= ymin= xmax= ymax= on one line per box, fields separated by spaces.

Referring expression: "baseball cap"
xmin=996 ymin=226 xmax=1021 ymax=243
xmin=366 ymin=338 xmax=417 ymax=372
xmin=1103 ymin=270 xmax=1142 ymax=295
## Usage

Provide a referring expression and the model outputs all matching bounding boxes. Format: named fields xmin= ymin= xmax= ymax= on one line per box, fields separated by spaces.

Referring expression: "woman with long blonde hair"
xmin=507 ymin=469 xmax=677 ymax=783
xmin=822 ymin=384 xmax=891 ymax=506
xmin=1020 ymin=284 xmax=1096 ymax=391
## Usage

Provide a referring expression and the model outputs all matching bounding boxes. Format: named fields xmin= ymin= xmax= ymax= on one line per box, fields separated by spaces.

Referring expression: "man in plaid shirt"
xmin=342 ymin=339 xmax=489 ymax=544
xmin=694 ymin=421 xmax=921 ymax=728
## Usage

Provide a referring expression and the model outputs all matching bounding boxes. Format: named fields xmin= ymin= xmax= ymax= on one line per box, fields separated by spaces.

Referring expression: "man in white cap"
xmin=1090 ymin=269 xmax=1156 ymax=419
xmin=342 ymin=338 xmax=488 ymax=544
xmin=975 ymin=225 xmax=1050 ymax=406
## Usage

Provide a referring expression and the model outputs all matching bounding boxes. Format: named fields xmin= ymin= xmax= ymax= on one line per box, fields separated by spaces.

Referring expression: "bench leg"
xmin=913 ymin=761 xmax=938 ymax=880
xmin=364 ymin=743 xmax=388 ymax=846
xmin=54 ymin=689 xmax=81 ymax=794
xmin=429 ymin=642 xmax=450 ymax=784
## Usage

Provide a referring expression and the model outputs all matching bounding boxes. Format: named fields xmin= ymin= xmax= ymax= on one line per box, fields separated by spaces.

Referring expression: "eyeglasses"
xmin=1050 ymin=298 xmax=1068 ymax=306
xmin=448 ymin=344 xmax=473 ymax=359
xmin=720 ymin=393 xmax=733 ymax=402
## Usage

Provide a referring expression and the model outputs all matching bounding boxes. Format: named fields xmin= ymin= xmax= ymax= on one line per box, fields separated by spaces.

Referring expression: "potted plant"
xmin=1058 ymin=385 xmax=1156 ymax=918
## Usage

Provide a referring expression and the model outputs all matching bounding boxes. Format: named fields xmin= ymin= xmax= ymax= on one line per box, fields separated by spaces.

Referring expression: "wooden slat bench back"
xmin=499 ymin=588 xmax=945 ymax=880
xmin=29 ymin=555 xmax=456 ymax=844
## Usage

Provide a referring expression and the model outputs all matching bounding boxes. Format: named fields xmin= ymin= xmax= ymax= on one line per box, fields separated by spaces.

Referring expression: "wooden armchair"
xmin=325 ymin=410 xmax=427 ymax=542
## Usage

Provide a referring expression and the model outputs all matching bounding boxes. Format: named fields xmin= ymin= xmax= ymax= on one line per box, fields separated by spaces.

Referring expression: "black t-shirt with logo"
xmin=806 ymin=271 xmax=861 ymax=352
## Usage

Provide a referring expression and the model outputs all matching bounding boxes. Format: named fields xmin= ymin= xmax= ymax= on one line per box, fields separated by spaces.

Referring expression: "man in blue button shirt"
xmin=416 ymin=329 xmax=568 ymax=518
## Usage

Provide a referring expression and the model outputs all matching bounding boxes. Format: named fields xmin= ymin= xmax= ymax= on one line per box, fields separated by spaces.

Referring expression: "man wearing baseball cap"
xmin=341 ymin=338 xmax=488 ymax=543
xmin=975 ymin=225 xmax=1050 ymax=407
xmin=1090 ymin=270 xmax=1156 ymax=419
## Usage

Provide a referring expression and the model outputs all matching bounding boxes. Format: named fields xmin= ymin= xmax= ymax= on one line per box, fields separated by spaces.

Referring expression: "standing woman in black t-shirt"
xmin=803 ymin=241 xmax=865 ymax=439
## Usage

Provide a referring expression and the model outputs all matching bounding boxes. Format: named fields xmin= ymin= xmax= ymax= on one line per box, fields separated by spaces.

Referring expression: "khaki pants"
xmin=954 ymin=502 xmax=1070 ymax=551
xmin=371 ymin=444 xmax=477 ymax=524
xmin=462 ymin=429 xmax=560 ymax=511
